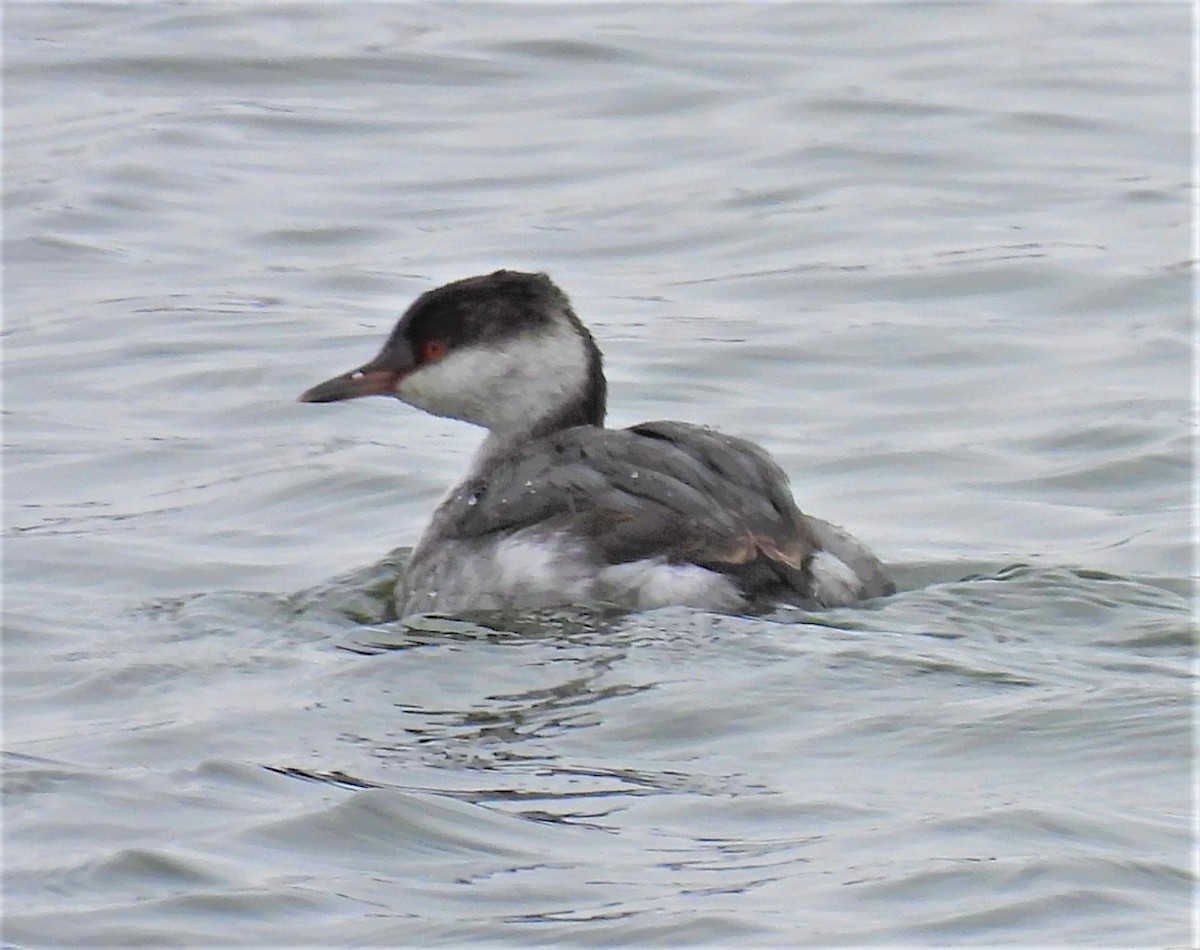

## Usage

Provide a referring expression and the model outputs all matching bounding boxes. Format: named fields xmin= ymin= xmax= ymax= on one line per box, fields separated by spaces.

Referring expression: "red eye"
xmin=419 ymin=339 xmax=448 ymax=363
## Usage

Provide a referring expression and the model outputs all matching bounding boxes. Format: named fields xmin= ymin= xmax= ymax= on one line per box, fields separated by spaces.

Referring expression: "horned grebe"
xmin=299 ymin=270 xmax=894 ymax=617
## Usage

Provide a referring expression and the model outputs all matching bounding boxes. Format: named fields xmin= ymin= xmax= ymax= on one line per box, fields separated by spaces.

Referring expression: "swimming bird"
xmin=299 ymin=270 xmax=894 ymax=617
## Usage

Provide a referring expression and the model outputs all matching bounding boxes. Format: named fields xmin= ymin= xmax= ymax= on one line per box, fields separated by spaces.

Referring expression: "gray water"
xmin=3 ymin=3 xmax=1194 ymax=946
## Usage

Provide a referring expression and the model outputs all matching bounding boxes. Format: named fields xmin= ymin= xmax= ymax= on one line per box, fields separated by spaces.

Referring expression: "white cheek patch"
xmin=395 ymin=319 xmax=588 ymax=431
xmin=396 ymin=346 xmax=499 ymax=421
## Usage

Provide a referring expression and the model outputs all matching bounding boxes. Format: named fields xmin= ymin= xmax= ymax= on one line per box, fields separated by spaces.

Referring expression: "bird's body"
xmin=300 ymin=270 xmax=894 ymax=617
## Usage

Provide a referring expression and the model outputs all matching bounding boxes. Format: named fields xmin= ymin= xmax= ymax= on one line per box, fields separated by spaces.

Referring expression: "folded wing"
xmin=443 ymin=421 xmax=845 ymax=604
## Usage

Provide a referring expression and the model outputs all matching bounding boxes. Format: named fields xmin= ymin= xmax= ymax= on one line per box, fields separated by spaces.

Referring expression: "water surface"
xmin=3 ymin=3 xmax=1193 ymax=946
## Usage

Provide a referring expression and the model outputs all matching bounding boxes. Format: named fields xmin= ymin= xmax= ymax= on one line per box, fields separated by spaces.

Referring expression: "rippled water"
xmin=4 ymin=3 xmax=1194 ymax=946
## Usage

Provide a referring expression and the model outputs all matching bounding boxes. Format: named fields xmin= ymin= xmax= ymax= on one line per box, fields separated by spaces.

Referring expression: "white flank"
xmin=597 ymin=559 xmax=744 ymax=612
xmin=809 ymin=550 xmax=864 ymax=607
